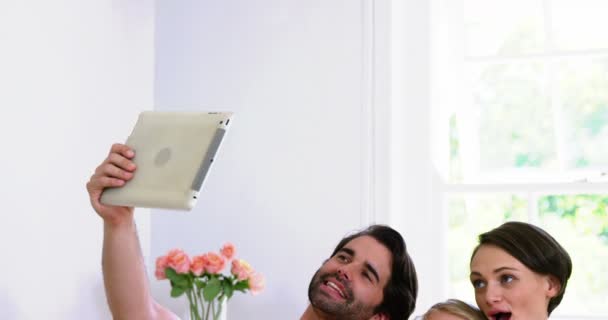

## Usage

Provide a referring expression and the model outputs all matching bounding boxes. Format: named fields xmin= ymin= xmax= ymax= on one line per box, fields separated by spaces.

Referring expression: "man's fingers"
xmin=87 ymin=144 xmax=138 ymax=221
xmin=88 ymin=174 xmax=126 ymax=191
xmin=87 ymin=143 xmax=135 ymax=204
xmin=109 ymin=143 xmax=135 ymax=159
xmin=107 ymin=152 xmax=136 ymax=172
xmin=99 ymin=163 xmax=133 ymax=181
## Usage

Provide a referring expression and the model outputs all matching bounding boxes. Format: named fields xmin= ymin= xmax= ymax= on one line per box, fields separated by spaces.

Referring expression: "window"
xmin=432 ymin=0 xmax=608 ymax=318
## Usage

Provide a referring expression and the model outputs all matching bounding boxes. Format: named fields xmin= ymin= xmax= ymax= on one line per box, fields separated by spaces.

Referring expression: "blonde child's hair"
xmin=422 ymin=299 xmax=486 ymax=320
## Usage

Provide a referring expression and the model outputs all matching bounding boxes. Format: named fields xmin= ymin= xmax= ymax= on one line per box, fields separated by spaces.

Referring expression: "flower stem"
xmin=196 ymin=290 xmax=206 ymax=319
xmin=211 ymin=299 xmax=216 ymax=320
xmin=193 ymin=290 xmax=201 ymax=320
xmin=205 ymin=297 xmax=212 ymax=320
xmin=213 ymin=299 xmax=223 ymax=320
xmin=185 ymin=290 xmax=197 ymax=320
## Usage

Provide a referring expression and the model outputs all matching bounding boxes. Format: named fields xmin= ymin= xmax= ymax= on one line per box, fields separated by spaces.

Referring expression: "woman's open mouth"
xmin=490 ymin=312 xmax=512 ymax=320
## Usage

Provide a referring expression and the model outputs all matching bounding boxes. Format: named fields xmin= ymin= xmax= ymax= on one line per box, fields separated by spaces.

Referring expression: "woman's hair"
xmin=471 ymin=221 xmax=572 ymax=315
xmin=422 ymin=299 xmax=486 ymax=320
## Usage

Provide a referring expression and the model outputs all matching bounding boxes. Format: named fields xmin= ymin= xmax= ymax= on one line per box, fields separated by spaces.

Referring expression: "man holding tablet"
xmin=87 ymin=143 xmax=418 ymax=320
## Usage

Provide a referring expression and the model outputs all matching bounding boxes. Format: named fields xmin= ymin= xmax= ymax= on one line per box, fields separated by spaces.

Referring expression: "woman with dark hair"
xmin=469 ymin=221 xmax=572 ymax=320
xmin=421 ymin=299 xmax=485 ymax=320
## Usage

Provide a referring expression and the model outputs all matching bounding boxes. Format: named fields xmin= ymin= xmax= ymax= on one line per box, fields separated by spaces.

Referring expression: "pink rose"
xmin=190 ymin=255 xmax=208 ymax=276
xmin=155 ymin=255 xmax=169 ymax=280
xmin=204 ymin=252 xmax=226 ymax=274
xmin=166 ymin=249 xmax=191 ymax=274
xmin=231 ymin=259 xmax=254 ymax=281
xmin=248 ymin=272 xmax=265 ymax=295
xmin=220 ymin=242 xmax=236 ymax=260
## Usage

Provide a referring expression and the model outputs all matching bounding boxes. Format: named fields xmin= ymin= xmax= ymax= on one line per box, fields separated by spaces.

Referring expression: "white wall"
xmin=0 ymin=1 xmax=153 ymax=319
xmin=151 ymin=0 xmax=386 ymax=318
xmin=0 ymin=0 xmax=436 ymax=318
xmin=391 ymin=0 xmax=443 ymax=315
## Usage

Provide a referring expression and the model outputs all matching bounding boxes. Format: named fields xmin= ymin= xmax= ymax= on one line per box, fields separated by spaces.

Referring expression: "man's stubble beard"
xmin=307 ymin=269 xmax=377 ymax=320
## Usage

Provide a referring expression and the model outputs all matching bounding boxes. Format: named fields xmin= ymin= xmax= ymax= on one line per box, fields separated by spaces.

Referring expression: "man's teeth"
xmin=326 ymin=281 xmax=345 ymax=298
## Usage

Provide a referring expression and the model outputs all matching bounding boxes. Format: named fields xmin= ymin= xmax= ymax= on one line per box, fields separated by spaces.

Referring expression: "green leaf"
xmin=165 ymin=267 xmax=178 ymax=280
xmin=223 ymin=281 xmax=234 ymax=299
xmin=234 ymin=280 xmax=249 ymax=292
xmin=170 ymin=286 xmax=186 ymax=298
xmin=165 ymin=268 xmax=189 ymax=288
xmin=195 ymin=279 xmax=206 ymax=290
xmin=203 ymin=277 xmax=222 ymax=301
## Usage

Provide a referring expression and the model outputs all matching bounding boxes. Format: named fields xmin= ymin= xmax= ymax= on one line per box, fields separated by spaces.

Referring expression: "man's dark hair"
xmin=471 ymin=221 xmax=572 ymax=315
xmin=331 ymin=224 xmax=418 ymax=319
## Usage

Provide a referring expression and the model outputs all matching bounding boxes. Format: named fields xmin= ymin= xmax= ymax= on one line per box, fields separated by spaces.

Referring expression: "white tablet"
xmin=100 ymin=111 xmax=233 ymax=210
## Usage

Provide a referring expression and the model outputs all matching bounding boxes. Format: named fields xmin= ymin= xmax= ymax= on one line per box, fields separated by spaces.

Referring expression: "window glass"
xmin=464 ymin=0 xmax=545 ymax=56
xmin=551 ymin=0 xmax=608 ymax=51
xmin=554 ymin=57 xmax=608 ymax=169
xmin=539 ymin=194 xmax=608 ymax=316
xmin=472 ymin=61 xmax=555 ymax=171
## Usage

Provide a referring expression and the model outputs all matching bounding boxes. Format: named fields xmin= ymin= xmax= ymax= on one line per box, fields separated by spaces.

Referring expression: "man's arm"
xmin=102 ymin=218 xmax=178 ymax=319
xmin=87 ymin=143 xmax=179 ymax=320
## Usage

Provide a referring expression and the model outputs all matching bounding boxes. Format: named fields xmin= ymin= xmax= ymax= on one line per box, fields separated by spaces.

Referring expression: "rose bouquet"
xmin=155 ymin=243 xmax=265 ymax=320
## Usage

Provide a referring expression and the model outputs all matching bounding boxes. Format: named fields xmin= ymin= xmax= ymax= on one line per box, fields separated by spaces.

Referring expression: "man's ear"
xmin=545 ymin=275 xmax=561 ymax=298
xmin=370 ymin=313 xmax=389 ymax=320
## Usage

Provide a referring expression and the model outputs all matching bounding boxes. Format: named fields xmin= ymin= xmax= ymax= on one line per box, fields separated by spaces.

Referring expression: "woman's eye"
xmin=500 ymin=274 xmax=514 ymax=284
xmin=363 ymin=272 xmax=372 ymax=282
xmin=337 ymin=255 xmax=348 ymax=262
xmin=471 ymin=279 xmax=486 ymax=289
